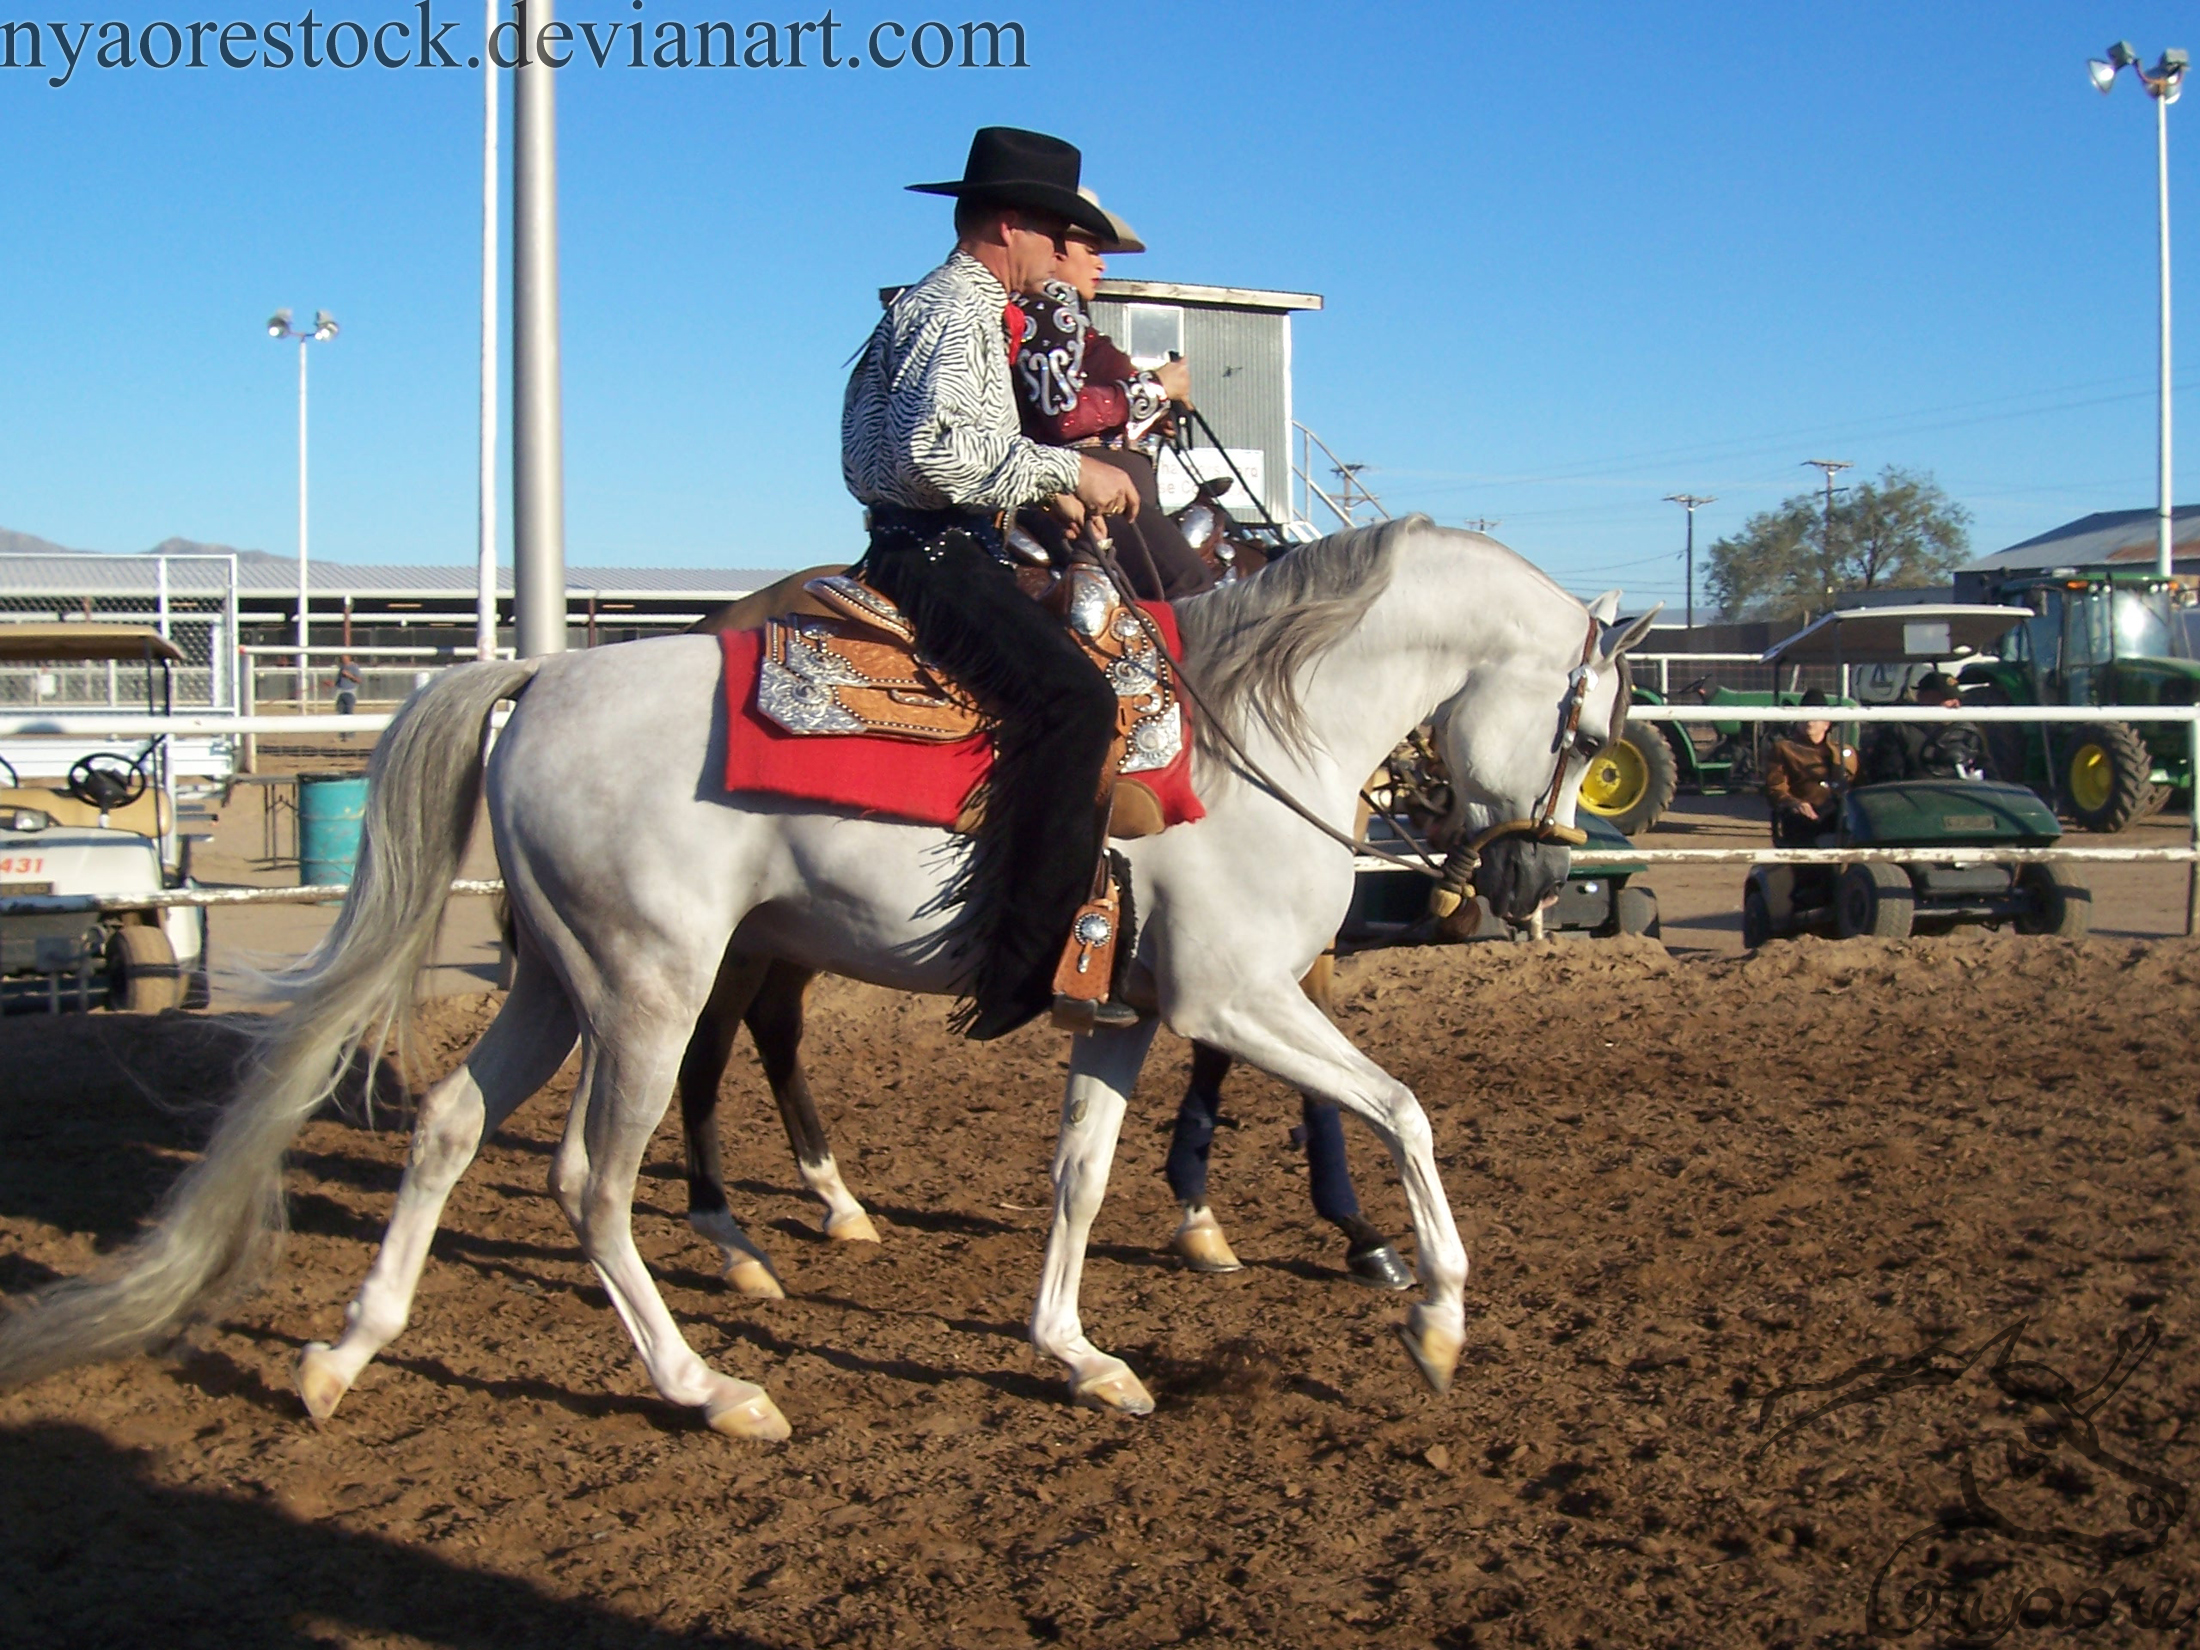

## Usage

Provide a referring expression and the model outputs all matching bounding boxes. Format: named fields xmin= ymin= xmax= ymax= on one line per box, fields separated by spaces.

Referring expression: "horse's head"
xmin=1431 ymin=590 xmax=1660 ymax=925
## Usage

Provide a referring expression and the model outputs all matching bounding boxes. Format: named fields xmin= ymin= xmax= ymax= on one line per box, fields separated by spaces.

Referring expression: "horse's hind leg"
xmin=1164 ymin=1043 xmax=1244 ymax=1273
xmin=678 ymin=951 xmax=786 ymax=1297
xmin=297 ymin=942 xmax=579 ymax=1421
xmin=746 ymin=962 xmax=877 ymax=1242
xmin=567 ymin=1003 xmax=789 ymax=1440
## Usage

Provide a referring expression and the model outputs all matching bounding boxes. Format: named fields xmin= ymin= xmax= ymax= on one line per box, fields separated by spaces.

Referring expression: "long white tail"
xmin=0 ymin=657 xmax=542 ymax=1388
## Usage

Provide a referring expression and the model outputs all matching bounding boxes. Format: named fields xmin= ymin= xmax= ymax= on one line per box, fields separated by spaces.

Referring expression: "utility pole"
xmin=1462 ymin=517 xmax=1503 ymax=534
xmin=2088 ymin=42 xmax=2188 ymax=577
xmin=1802 ymin=459 xmax=1852 ymax=614
xmin=513 ymin=0 xmax=567 ymax=658
xmin=1662 ymin=494 xmax=1715 ymax=632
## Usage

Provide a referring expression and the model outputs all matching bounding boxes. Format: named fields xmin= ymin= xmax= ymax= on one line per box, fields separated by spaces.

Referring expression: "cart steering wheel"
xmin=67 ymin=751 xmax=150 ymax=812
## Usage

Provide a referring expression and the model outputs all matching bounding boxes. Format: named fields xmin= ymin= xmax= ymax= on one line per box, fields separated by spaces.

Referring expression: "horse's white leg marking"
xmin=1171 ymin=1204 xmax=1243 ymax=1273
xmin=1029 ymin=1019 xmax=1159 ymax=1414
xmin=564 ymin=1018 xmax=789 ymax=1441
xmin=1179 ymin=989 xmax=1468 ymax=1393
xmin=297 ymin=948 xmax=579 ymax=1421
xmin=798 ymin=1154 xmax=880 ymax=1243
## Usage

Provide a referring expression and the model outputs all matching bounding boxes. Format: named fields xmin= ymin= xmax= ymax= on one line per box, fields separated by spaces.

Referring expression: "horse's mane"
xmin=1173 ymin=515 xmax=1415 ymax=760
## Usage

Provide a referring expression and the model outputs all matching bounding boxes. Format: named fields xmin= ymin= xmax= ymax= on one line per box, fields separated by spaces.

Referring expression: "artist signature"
xmin=1751 ymin=1318 xmax=2197 ymax=1642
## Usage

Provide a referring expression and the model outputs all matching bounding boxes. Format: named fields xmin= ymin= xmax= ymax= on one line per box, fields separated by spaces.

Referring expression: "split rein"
xmin=1084 ymin=538 xmax=1596 ymax=914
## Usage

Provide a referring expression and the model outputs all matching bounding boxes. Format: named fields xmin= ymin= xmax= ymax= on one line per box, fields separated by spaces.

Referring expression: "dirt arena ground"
xmin=4 ymin=934 xmax=2200 ymax=1649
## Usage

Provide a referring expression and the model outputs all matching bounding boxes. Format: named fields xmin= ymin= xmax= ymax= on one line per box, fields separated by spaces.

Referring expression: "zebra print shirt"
xmin=842 ymin=251 xmax=1084 ymax=513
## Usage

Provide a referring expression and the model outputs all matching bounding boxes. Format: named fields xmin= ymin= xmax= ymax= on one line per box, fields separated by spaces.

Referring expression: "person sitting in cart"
xmin=1009 ymin=192 xmax=1212 ymax=600
xmin=1858 ymin=671 xmax=1989 ymax=784
xmin=1763 ymin=689 xmax=1857 ymax=846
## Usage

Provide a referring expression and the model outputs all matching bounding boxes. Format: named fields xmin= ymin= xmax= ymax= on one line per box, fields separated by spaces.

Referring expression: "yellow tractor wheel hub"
xmin=2067 ymin=742 xmax=2114 ymax=814
xmin=1580 ymin=738 xmax=1647 ymax=815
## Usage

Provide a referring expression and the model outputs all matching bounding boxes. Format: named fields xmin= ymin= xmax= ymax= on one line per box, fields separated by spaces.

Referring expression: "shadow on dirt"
xmin=0 ymin=1421 xmax=780 ymax=1647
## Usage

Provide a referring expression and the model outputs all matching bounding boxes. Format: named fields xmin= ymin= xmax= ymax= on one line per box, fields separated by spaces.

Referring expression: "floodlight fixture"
xmin=2109 ymin=40 xmax=2139 ymax=68
xmin=267 ymin=308 xmax=293 ymax=337
xmin=2090 ymin=57 xmax=2120 ymax=93
xmin=312 ymin=311 xmax=340 ymax=341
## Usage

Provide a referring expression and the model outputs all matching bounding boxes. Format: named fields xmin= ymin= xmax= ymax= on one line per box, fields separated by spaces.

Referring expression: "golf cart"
xmin=1740 ymin=604 xmax=2087 ymax=945
xmin=1955 ymin=570 xmax=2200 ymax=832
xmin=0 ymin=625 xmax=207 ymax=1011
xmin=1345 ymin=732 xmax=1660 ymax=945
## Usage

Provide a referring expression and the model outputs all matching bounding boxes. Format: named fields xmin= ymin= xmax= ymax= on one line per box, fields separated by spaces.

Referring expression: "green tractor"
xmin=1577 ymin=682 xmax=1770 ymax=835
xmin=1955 ymin=572 xmax=2199 ymax=833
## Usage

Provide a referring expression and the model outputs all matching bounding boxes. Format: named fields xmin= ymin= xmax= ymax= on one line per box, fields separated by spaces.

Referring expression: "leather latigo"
xmin=756 ymin=569 xmax=1185 ymax=784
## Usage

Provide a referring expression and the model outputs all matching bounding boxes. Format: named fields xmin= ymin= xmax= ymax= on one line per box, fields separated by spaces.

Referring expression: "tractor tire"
xmin=2013 ymin=864 xmax=2091 ymax=937
xmin=1836 ymin=861 xmax=1914 ymax=940
xmin=1742 ymin=882 xmax=1772 ymax=949
xmin=2063 ymin=721 xmax=2153 ymax=834
xmin=1616 ymin=884 xmax=1660 ymax=940
xmin=108 ymin=923 xmax=181 ymax=1014
xmin=1578 ymin=724 xmax=1678 ymax=836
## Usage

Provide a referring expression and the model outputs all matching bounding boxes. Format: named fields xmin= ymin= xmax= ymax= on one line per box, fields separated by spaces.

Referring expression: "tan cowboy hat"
xmin=1076 ymin=185 xmax=1146 ymax=255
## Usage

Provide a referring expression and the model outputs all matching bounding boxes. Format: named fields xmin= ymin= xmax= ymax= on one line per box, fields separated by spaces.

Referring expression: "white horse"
xmin=0 ymin=517 xmax=1651 ymax=1442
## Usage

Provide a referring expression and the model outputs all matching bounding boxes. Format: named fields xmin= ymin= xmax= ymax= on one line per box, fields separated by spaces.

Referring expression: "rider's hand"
xmin=1076 ymin=454 xmax=1140 ymax=518
xmin=1156 ymin=358 xmax=1192 ymax=406
xmin=1049 ymin=492 xmax=1088 ymax=531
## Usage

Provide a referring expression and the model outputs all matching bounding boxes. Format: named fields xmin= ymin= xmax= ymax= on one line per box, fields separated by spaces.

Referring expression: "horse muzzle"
xmin=1424 ymin=816 xmax=1584 ymax=928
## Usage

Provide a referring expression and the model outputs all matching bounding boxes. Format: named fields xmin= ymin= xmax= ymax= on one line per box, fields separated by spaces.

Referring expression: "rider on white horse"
xmin=841 ymin=125 xmax=1144 ymax=1040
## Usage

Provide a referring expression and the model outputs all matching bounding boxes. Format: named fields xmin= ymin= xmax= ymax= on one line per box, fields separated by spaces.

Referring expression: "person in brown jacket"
xmin=1763 ymin=688 xmax=1858 ymax=846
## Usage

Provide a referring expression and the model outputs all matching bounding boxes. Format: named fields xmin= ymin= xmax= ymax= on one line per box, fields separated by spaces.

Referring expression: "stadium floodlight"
xmin=266 ymin=308 xmax=292 ymax=337
xmin=265 ymin=308 xmax=341 ymax=705
xmin=2090 ymin=58 xmax=2121 ymax=93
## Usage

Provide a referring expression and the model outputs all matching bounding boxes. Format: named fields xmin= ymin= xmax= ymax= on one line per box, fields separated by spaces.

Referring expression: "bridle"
xmin=1423 ymin=617 xmax=1602 ymax=919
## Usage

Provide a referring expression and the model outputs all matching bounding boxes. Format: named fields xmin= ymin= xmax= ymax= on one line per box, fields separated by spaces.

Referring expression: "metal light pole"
xmin=512 ymin=0 xmax=567 ymax=659
xmin=1663 ymin=493 xmax=1715 ymax=632
xmin=2090 ymin=42 xmax=2189 ymax=578
xmin=1803 ymin=459 xmax=1852 ymax=614
xmin=266 ymin=308 xmax=340 ymax=707
xmin=477 ymin=0 xmax=500 ymax=661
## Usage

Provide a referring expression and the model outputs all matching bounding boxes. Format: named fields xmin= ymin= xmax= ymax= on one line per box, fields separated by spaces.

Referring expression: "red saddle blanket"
xmin=719 ymin=602 xmax=1205 ymax=830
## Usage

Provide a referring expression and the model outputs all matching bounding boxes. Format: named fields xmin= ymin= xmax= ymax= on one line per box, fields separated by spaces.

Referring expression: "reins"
xmin=1084 ymin=533 xmax=1595 ymax=908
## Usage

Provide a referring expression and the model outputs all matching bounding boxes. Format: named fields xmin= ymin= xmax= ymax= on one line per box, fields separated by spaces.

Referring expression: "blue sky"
xmin=3 ymin=0 xmax=2197 ymax=612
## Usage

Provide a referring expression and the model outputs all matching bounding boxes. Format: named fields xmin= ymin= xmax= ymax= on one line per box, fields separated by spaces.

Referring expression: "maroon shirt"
xmin=1012 ymin=280 xmax=1171 ymax=449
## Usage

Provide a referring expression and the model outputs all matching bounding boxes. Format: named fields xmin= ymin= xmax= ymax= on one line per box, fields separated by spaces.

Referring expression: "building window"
xmin=1125 ymin=304 xmax=1183 ymax=369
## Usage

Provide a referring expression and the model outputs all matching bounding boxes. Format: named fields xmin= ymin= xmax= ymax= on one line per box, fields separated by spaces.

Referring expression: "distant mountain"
xmin=1 ymin=527 xmax=315 ymax=565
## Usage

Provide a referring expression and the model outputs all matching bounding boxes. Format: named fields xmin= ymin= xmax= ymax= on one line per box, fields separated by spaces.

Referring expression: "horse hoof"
xmin=1397 ymin=1305 xmax=1465 ymax=1396
xmin=1072 ymin=1367 xmax=1156 ymax=1417
xmin=722 ymin=1256 xmax=786 ymax=1299
xmin=1171 ymin=1214 xmax=1242 ymax=1274
xmin=825 ymin=1210 xmax=882 ymax=1244
xmin=705 ymin=1385 xmax=792 ymax=1442
xmin=296 ymin=1343 xmax=350 ymax=1422
xmin=1347 ymin=1243 xmax=1415 ymax=1292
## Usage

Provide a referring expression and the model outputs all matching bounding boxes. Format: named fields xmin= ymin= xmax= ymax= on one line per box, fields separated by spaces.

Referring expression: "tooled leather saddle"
xmin=753 ymin=567 xmax=1187 ymax=834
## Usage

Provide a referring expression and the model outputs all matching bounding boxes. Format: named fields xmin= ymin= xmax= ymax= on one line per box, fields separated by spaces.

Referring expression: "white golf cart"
xmin=0 ymin=625 xmax=209 ymax=1012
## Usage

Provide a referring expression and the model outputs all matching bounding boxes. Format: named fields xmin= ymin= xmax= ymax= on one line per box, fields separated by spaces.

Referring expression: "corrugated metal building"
xmin=1955 ymin=505 xmax=2200 ymax=599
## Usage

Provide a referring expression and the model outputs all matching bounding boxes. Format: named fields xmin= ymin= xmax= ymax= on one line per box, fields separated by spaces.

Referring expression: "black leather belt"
xmin=865 ymin=504 xmax=1009 ymax=564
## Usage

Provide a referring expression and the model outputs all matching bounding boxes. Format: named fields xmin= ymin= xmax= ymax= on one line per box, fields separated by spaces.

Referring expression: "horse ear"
xmin=1586 ymin=590 xmax=1623 ymax=624
xmin=1601 ymin=604 xmax=1663 ymax=659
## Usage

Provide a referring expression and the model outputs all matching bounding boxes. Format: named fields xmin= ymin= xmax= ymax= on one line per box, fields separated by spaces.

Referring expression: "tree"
xmin=1706 ymin=466 xmax=1972 ymax=623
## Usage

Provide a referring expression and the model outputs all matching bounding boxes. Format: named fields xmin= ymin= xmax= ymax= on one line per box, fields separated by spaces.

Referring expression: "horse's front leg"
xmin=1030 ymin=1017 xmax=1160 ymax=1414
xmin=1182 ymin=988 xmax=1469 ymax=1394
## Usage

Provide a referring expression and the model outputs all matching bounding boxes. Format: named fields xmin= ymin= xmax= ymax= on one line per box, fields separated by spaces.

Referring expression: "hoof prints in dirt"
xmin=2 ymin=933 xmax=2198 ymax=1647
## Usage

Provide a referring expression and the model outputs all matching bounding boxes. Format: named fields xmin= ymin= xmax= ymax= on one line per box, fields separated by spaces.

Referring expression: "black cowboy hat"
xmin=907 ymin=127 xmax=1115 ymax=240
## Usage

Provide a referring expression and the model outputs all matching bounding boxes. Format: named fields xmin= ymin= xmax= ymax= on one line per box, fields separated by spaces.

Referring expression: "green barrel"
xmin=298 ymin=773 xmax=369 ymax=886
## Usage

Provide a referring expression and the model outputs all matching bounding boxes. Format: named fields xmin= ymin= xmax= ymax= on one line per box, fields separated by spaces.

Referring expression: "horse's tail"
xmin=0 ymin=657 xmax=543 ymax=1389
